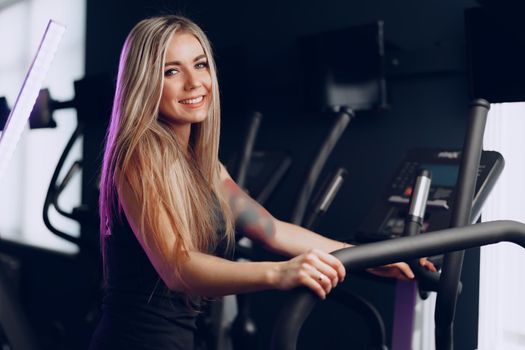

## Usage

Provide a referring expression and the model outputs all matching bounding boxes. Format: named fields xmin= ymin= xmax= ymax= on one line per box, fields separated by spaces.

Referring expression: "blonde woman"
xmin=89 ymin=15 xmax=435 ymax=349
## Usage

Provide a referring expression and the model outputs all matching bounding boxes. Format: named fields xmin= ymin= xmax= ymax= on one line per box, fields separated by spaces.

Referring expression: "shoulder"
xmin=219 ymin=162 xmax=233 ymax=182
xmin=115 ymin=174 xmax=140 ymax=215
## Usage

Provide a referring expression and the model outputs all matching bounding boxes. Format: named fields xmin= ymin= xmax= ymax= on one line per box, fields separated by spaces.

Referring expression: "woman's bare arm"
xmin=219 ymin=164 xmax=435 ymax=280
xmin=117 ymin=177 xmax=344 ymax=299
xmin=219 ymin=163 xmax=348 ymax=256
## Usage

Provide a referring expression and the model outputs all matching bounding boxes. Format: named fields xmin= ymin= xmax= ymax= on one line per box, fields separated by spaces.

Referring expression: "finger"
xmin=310 ymin=249 xmax=346 ymax=282
xmin=303 ymin=263 xmax=333 ymax=294
xmin=369 ymin=266 xmax=410 ymax=280
xmin=299 ymin=271 xmax=327 ymax=300
xmin=308 ymin=256 xmax=340 ymax=288
xmin=304 ymin=252 xmax=338 ymax=286
xmin=316 ymin=272 xmax=332 ymax=294
xmin=419 ymin=258 xmax=436 ymax=272
xmin=420 ymin=258 xmax=438 ymax=272
xmin=395 ymin=262 xmax=415 ymax=279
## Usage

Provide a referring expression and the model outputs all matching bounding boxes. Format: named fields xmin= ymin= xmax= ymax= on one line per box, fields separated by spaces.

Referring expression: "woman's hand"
xmin=273 ymin=249 xmax=346 ymax=300
xmin=367 ymin=258 xmax=437 ymax=281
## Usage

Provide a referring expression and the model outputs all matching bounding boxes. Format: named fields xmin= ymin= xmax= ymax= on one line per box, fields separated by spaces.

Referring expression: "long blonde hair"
xmin=99 ymin=15 xmax=235 ymax=281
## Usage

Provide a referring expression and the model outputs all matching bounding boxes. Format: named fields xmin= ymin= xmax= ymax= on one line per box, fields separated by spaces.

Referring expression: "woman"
xmin=90 ymin=15 xmax=435 ymax=349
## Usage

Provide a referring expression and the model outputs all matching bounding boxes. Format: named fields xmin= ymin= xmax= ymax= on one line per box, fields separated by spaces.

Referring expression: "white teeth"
xmin=179 ymin=96 xmax=204 ymax=104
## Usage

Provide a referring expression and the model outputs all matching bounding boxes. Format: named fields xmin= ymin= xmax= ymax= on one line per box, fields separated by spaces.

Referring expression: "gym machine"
xmin=270 ymin=99 xmax=525 ymax=350
xmin=358 ymin=148 xmax=503 ymax=242
xmin=209 ymin=106 xmax=354 ymax=350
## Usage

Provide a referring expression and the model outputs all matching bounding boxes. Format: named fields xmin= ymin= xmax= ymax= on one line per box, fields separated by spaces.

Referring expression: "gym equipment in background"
xmin=216 ymin=107 xmax=354 ymax=350
xmin=299 ymin=22 xmax=388 ymax=112
xmin=348 ymin=147 xmax=503 ymax=349
xmin=1 ymin=73 xmax=113 ymax=349
xmin=290 ymin=106 xmax=354 ymax=226
xmin=357 ymin=148 xmax=504 ymax=242
xmin=270 ymin=99 xmax=525 ymax=350
xmin=351 ymin=147 xmax=503 ymax=349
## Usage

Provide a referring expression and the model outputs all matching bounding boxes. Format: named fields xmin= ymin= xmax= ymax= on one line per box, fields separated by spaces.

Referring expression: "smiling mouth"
xmin=179 ymin=95 xmax=204 ymax=105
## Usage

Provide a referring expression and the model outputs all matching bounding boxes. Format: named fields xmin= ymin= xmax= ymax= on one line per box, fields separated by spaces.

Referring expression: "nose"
xmin=184 ymin=71 xmax=202 ymax=91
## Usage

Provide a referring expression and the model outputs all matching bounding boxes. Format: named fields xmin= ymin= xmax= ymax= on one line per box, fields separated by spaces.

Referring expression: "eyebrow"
xmin=165 ymin=54 xmax=207 ymax=66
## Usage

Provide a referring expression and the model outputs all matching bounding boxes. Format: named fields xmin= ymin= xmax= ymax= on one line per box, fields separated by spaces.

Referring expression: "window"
xmin=0 ymin=0 xmax=85 ymax=253
xmin=479 ymin=102 xmax=525 ymax=350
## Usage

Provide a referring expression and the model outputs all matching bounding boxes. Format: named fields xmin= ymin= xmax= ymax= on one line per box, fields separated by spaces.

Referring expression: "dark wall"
xmin=86 ymin=0 xmax=477 ymax=224
xmin=86 ymin=0 xmax=480 ymax=227
xmin=86 ymin=1 xmax=480 ymax=349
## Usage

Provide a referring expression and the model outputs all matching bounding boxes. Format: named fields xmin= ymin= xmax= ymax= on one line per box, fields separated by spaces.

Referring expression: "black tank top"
xmin=90 ymin=204 xmax=228 ymax=350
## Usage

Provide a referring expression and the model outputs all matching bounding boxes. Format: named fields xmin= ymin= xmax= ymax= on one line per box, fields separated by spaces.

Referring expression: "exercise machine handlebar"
xmin=304 ymin=167 xmax=347 ymax=230
xmin=42 ymin=123 xmax=84 ymax=246
xmin=291 ymin=107 xmax=354 ymax=225
xmin=234 ymin=111 xmax=262 ymax=190
xmin=403 ymin=170 xmax=462 ymax=294
xmin=435 ymin=99 xmax=490 ymax=350
xmin=270 ymin=220 xmax=525 ymax=350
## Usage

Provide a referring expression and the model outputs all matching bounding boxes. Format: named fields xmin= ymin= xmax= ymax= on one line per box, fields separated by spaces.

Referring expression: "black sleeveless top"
xmin=90 ymin=205 xmax=228 ymax=350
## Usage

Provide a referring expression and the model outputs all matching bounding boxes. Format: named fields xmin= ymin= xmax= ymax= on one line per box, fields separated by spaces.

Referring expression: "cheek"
xmin=160 ymin=85 xmax=178 ymax=107
xmin=159 ymin=93 xmax=174 ymax=117
xmin=162 ymin=89 xmax=171 ymax=104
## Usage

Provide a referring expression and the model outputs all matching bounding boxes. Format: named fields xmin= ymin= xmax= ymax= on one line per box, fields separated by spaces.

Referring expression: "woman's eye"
xmin=195 ymin=61 xmax=208 ymax=69
xmin=164 ymin=68 xmax=178 ymax=77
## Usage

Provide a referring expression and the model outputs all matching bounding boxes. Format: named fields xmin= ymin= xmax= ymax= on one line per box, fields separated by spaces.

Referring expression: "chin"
xmin=193 ymin=109 xmax=210 ymax=122
xmin=161 ymin=106 xmax=210 ymax=125
xmin=189 ymin=113 xmax=207 ymax=124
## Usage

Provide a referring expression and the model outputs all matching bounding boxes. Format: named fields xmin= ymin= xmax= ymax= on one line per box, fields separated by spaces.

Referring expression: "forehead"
xmin=165 ymin=32 xmax=206 ymax=61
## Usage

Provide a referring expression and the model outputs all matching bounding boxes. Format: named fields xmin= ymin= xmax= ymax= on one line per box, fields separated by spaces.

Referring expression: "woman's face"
xmin=158 ymin=32 xmax=212 ymax=132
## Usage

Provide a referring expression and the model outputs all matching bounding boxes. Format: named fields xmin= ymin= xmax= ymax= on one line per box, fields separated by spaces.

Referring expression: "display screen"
xmin=420 ymin=163 xmax=459 ymax=187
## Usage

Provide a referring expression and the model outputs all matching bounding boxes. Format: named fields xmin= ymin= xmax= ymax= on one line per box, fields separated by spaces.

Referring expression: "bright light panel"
xmin=0 ymin=19 xmax=65 ymax=181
